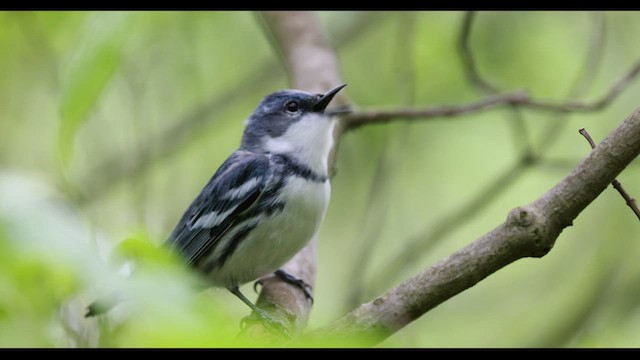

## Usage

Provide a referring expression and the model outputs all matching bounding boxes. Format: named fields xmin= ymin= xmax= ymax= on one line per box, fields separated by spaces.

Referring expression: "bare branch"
xmin=459 ymin=11 xmax=534 ymax=160
xmin=245 ymin=11 xmax=348 ymax=336
xmin=341 ymin=12 xmax=634 ymax=134
xmin=340 ymin=55 xmax=640 ymax=132
xmin=525 ymin=59 xmax=640 ymax=112
xmin=459 ymin=11 xmax=500 ymax=94
xmin=578 ymin=128 xmax=599 ymax=149
xmin=309 ymin=107 xmax=640 ymax=346
xmin=342 ymin=91 xmax=530 ymax=131
xmin=579 ymin=128 xmax=640 ymax=221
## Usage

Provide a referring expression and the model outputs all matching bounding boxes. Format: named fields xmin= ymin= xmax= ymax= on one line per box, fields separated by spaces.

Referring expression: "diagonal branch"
xmin=310 ymin=107 xmax=640 ymax=346
xmin=524 ymin=59 xmax=640 ymax=112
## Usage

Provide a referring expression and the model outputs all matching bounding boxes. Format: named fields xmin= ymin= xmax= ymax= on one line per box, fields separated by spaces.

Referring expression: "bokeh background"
xmin=1 ymin=11 xmax=639 ymax=347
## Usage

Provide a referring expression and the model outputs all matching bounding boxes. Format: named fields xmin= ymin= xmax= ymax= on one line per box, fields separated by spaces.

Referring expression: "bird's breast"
xmin=278 ymin=176 xmax=331 ymax=217
xmin=211 ymin=176 xmax=330 ymax=287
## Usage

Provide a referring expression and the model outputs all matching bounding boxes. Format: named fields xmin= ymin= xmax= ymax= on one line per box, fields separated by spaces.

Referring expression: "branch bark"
xmin=310 ymin=107 xmax=640 ymax=346
xmin=243 ymin=11 xmax=348 ymax=337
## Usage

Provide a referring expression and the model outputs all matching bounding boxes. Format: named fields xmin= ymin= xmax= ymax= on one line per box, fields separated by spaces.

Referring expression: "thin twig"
xmin=579 ymin=128 xmax=640 ymax=221
xmin=341 ymin=13 xmax=634 ymax=133
xmin=341 ymin=55 xmax=640 ymax=131
xmin=459 ymin=11 xmax=534 ymax=172
xmin=342 ymin=91 xmax=531 ymax=131
xmin=459 ymin=11 xmax=499 ymax=94
xmin=526 ymin=59 xmax=640 ymax=113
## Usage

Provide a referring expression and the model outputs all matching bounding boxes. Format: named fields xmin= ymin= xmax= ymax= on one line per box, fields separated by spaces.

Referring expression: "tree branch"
xmin=341 ymin=49 xmax=640 ymax=132
xmin=524 ymin=59 xmax=640 ymax=112
xmin=459 ymin=11 xmax=500 ymax=94
xmin=344 ymin=11 xmax=640 ymax=130
xmin=342 ymin=91 xmax=530 ymax=131
xmin=310 ymin=107 xmax=640 ymax=346
xmin=459 ymin=11 xmax=534 ymax=159
xmin=242 ymin=11 xmax=348 ymax=337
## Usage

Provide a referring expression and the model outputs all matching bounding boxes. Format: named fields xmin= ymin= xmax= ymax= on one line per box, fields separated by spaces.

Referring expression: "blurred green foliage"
xmin=57 ymin=12 xmax=132 ymax=167
xmin=0 ymin=11 xmax=639 ymax=347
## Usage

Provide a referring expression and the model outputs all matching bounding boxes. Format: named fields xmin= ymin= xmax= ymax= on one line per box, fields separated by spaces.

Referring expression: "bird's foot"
xmin=274 ymin=269 xmax=314 ymax=304
xmin=253 ymin=270 xmax=313 ymax=304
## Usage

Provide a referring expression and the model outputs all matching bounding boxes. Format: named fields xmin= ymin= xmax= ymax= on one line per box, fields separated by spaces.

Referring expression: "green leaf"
xmin=57 ymin=11 xmax=132 ymax=168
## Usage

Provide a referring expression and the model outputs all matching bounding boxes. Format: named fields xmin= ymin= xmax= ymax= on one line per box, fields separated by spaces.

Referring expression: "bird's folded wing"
xmin=166 ymin=152 xmax=272 ymax=266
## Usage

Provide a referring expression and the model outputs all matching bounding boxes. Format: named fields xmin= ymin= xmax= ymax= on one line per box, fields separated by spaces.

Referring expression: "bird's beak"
xmin=313 ymin=84 xmax=347 ymax=112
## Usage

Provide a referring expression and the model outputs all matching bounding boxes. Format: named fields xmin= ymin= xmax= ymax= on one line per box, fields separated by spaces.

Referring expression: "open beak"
xmin=312 ymin=84 xmax=347 ymax=112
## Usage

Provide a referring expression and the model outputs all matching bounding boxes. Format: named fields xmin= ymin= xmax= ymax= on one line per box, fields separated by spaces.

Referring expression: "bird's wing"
xmin=166 ymin=152 xmax=272 ymax=267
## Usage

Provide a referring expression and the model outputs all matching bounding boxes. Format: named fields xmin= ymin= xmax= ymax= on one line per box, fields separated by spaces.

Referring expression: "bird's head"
xmin=241 ymin=84 xmax=347 ymax=161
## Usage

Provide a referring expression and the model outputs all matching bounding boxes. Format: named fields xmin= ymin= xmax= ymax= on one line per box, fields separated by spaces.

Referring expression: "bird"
xmin=86 ymin=84 xmax=347 ymax=326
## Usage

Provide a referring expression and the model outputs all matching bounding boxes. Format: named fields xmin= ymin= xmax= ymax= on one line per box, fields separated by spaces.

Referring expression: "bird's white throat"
xmin=262 ymin=114 xmax=335 ymax=176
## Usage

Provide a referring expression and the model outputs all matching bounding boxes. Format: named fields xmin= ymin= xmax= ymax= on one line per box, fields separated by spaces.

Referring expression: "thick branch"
xmin=244 ymin=11 xmax=347 ymax=337
xmin=311 ymin=107 xmax=640 ymax=345
xmin=260 ymin=12 xmax=346 ymax=98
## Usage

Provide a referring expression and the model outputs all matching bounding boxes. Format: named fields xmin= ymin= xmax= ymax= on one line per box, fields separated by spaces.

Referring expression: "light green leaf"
xmin=57 ymin=11 xmax=132 ymax=168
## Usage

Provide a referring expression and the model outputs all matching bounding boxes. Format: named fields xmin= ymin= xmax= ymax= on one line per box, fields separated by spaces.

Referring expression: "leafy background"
xmin=1 ymin=11 xmax=639 ymax=347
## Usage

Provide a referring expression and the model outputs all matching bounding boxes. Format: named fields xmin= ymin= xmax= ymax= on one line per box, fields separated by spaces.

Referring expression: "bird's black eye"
xmin=284 ymin=101 xmax=299 ymax=113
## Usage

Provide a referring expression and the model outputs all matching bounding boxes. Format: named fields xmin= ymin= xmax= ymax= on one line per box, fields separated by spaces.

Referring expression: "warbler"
xmin=87 ymin=84 xmax=347 ymax=322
